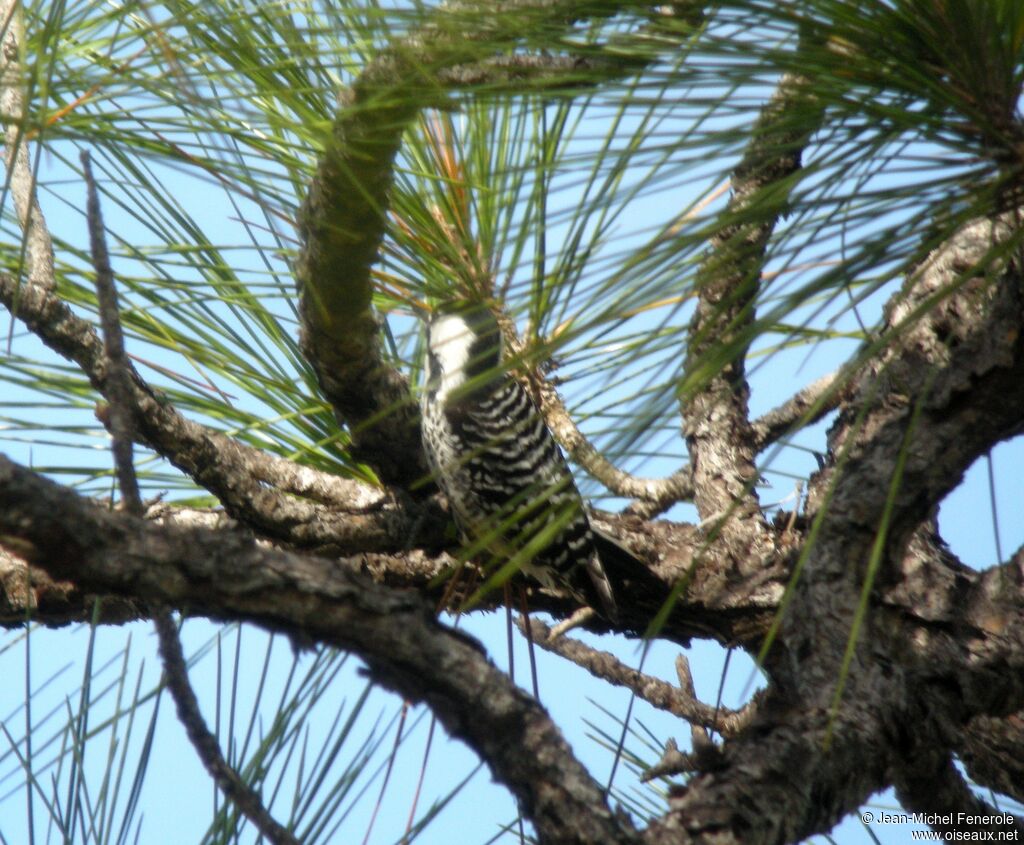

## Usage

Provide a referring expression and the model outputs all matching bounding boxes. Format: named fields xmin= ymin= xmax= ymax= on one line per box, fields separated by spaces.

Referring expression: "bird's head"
xmin=424 ymin=302 xmax=503 ymax=402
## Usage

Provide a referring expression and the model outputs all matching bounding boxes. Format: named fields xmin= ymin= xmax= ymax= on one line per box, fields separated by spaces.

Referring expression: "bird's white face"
xmin=425 ymin=313 xmax=476 ymax=400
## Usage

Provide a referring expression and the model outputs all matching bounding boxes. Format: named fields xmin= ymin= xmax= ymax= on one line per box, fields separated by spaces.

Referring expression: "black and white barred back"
xmin=421 ymin=304 xmax=617 ymax=620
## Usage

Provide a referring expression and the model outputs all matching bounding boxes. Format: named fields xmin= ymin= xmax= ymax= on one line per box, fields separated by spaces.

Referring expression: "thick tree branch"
xmin=955 ymin=549 xmax=1024 ymax=717
xmin=438 ymin=52 xmax=649 ymax=88
xmin=297 ymin=0 xmax=697 ymax=490
xmin=961 ymin=711 xmax=1024 ymax=807
xmin=0 ymin=455 xmax=635 ymax=845
xmin=0 ymin=545 xmax=145 ymax=625
xmin=648 ymin=210 xmax=1024 ymax=845
xmin=682 ymin=70 xmax=822 ymax=543
xmin=2 ymin=455 xmax=1024 ymax=843
xmin=807 ymin=213 xmax=1024 ymax=537
xmin=0 ymin=500 xmax=787 ymax=647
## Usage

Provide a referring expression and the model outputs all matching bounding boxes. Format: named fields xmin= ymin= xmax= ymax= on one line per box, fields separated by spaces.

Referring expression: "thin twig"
xmin=82 ymin=151 xmax=141 ymax=515
xmin=82 ymin=157 xmax=299 ymax=845
xmin=642 ymin=657 xmax=733 ymax=782
xmin=642 ymin=737 xmax=698 ymax=782
xmin=0 ymin=118 xmax=381 ymax=522
xmin=526 ymin=340 xmax=840 ymax=520
xmin=154 ymin=613 xmax=301 ymax=845
xmin=748 ymin=371 xmax=841 ymax=448
xmin=673 ymin=653 xmax=704 ymax=730
xmin=517 ymin=616 xmax=757 ymax=737
xmin=517 ymin=587 xmax=540 ymax=700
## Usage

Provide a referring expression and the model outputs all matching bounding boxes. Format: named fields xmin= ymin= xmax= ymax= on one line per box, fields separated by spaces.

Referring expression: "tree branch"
xmin=625 ymin=373 xmax=843 ymax=519
xmin=518 ymin=616 xmax=757 ymax=737
xmin=0 ymin=498 xmax=788 ymax=648
xmin=681 ymin=69 xmax=821 ymax=541
xmin=0 ymin=272 xmax=418 ymax=550
xmin=648 ymin=208 xmax=1024 ymax=845
xmin=0 ymin=1 xmax=55 ymax=298
xmin=893 ymin=749 xmax=1024 ymax=840
xmin=297 ymin=0 xmax=698 ymax=491
xmin=0 ymin=455 xmax=636 ymax=845
xmin=961 ymin=711 xmax=1024 ymax=807
xmin=155 ymin=613 xmax=301 ymax=845
xmin=748 ymin=371 xmax=842 ymax=448
xmin=82 ymin=150 xmax=141 ymax=512
xmin=82 ymin=152 xmax=300 ymax=845
xmin=806 ymin=213 xmax=1024 ymax=531
xmin=533 ymin=374 xmax=697 ymax=503
xmin=0 ymin=545 xmax=145 ymax=625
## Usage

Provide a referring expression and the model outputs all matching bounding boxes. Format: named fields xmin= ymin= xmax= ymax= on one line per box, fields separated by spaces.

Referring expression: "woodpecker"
xmin=420 ymin=302 xmax=618 ymax=621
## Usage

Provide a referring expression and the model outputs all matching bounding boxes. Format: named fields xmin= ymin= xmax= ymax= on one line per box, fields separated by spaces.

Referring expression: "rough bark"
xmin=2 ymin=2 xmax=1024 ymax=844
xmin=0 ymin=455 xmax=635 ymax=845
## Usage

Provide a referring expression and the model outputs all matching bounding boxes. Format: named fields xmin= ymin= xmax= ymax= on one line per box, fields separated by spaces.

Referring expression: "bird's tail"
xmin=584 ymin=552 xmax=618 ymax=622
xmin=590 ymin=527 xmax=646 ymax=623
xmin=590 ymin=525 xmax=645 ymax=622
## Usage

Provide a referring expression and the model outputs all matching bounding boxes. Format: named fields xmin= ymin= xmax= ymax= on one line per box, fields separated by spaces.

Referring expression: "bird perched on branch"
xmin=420 ymin=301 xmax=621 ymax=623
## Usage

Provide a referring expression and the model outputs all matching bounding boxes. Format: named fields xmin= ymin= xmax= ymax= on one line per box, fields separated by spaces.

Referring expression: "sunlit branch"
xmin=748 ymin=371 xmax=841 ymax=448
xmin=681 ymin=69 xmax=822 ymax=539
xmin=642 ymin=655 xmax=732 ymax=783
xmin=624 ymin=373 xmax=842 ymax=519
xmin=298 ymin=0 xmax=701 ymax=491
xmin=438 ymin=52 xmax=649 ymax=88
xmin=533 ymin=373 xmax=696 ymax=502
xmin=0 ymin=1 xmax=55 ymax=302
xmin=519 ymin=616 xmax=758 ymax=736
